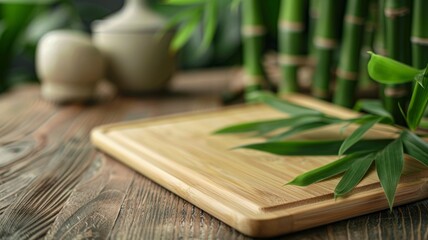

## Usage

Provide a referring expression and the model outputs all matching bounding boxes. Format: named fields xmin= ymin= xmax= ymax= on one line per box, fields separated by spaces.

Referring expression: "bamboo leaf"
xmin=354 ymin=99 xmax=393 ymax=122
xmin=415 ymin=71 xmax=427 ymax=87
xmin=375 ymin=138 xmax=404 ymax=210
xmin=171 ymin=10 xmax=201 ymax=50
xmin=164 ymin=7 xmax=199 ymax=30
xmin=214 ymin=118 xmax=303 ymax=135
xmin=288 ymin=153 xmax=368 ymax=186
xmin=164 ymin=0 xmax=205 ymax=5
xmin=407 ymin=64 xmax=428 ymax=130
xmin=339 ymin=116 xmax=383 ymax=155
xmin=256 ymin=115 xmax=325 ymax=136
xmin=268 ymin=121 xmax=333 ymax=141
xmin=419 ymin=118 xmax=428 ymax=129
xmin=401 ymin=130 xmax=428 ymax=167
xmin=367 ymin=52 xmax=421 ymax=84
xmin=200 ymin=0 xmax=217 ymax=51
xmin=249 ymin=91 xmax=322 ymax=116
xmin=334 ymin=153 xmax=375 ymax=197
xmin=214 ymin=114 xmax=323 ymax=135
xmin=0 ymin=0 xmax=57 ymax=3
xmin=237 ymin=139 xmax=393 ymax=156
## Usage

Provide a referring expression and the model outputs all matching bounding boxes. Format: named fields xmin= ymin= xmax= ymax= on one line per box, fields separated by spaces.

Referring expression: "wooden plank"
xmin=91 ymin=94 xmax=428 ymax=237
xmin=0 ymin=72 xmax=427 ymax=239
xmin=109 ymin=167 xmax=246 ymax=240
xmin=45 ymin=156 xmax=134 ymax=239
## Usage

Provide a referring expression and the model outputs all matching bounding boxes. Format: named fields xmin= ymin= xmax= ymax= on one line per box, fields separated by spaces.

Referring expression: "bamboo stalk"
xmin=374 ymin=0 xmax=387 ymax=55
xmin=311 ymin=0 xmax=340 ymax=100
xmin=358 ymin=0 xmax=379 ymax=92
xmin=382 ymin=0 xmax=412 ymax=125
xmin=278 ymin=0 xmax=308 ymax=94
xmin=333 ymin=0 xmax=369 ymax=108
xmin=307 ymin=0 xmax=319 ymax=66
xmin=241 ymin=0 xmax=266 ymax=99
xmin=411 ymin=0 xmax=428 ymax=69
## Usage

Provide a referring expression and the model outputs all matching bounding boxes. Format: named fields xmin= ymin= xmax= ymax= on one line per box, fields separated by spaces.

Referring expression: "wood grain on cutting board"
xmin=91 ymin=94 xmax=428 ymax=237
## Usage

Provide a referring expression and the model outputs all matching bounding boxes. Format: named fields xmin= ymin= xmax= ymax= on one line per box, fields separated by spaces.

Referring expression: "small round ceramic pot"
xmin=36 ymin=30 xmax=105 ymax=102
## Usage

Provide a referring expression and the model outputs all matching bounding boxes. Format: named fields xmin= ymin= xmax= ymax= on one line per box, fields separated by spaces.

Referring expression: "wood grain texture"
xmin=0 ymin=69 xmax=425 ymax=239
xmin=91 ymin=95 xmax=428 ymax=237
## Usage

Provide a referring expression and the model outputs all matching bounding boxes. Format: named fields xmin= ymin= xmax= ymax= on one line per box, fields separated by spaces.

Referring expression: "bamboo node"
xmin=243 ymin=74 xmax=264 ymax=85
xmin=336 ymin=69 xmax=358 ymax=81
xmin=279 ymin=20 xmax=304 ymax=32
xmin=312 ymin=88 xmax=329 ymax=99
xmin=310 ymin=10 xmax=319 ymax=18
xmin=314 ymin=37 xmax=337 ymax=49
xmin=384 ymin=7 xmax=409 ymax=18
xmin=384 ymin=86 xmax=408 ymax=98
xmin=345 ymin=15 xmax=365 ymax=25
xmin=373 ymin=46 xmax=387 ymax=56
xmin=411 ymin=37 xmax=428 ymax=46
xmin=365 ymin=22 xmax=375 ymax=32
xmin=241 ymin=25 xmax=266 ymax=37
xmin=279 ymin=54 xmax=307 ymax=66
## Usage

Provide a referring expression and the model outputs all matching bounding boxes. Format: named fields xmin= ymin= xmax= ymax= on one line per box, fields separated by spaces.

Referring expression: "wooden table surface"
xmin=0 ymin=69 xmax=427 ymax=240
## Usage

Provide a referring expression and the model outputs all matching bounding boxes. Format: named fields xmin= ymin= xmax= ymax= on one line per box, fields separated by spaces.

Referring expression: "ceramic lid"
xmin=92 ymin=0 xmax=166 ymax=33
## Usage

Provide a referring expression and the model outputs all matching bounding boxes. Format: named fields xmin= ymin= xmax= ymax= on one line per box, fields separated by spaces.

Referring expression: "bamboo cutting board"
xmin=91 ymin=94 xmax=428 ymax=237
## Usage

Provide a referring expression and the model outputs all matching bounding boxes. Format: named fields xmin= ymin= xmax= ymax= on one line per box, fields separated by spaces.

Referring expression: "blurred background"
xmin=0 ymin=0 xmax=281 ymax=93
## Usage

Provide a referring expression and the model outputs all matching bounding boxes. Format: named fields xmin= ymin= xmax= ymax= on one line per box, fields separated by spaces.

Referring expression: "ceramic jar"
xmin=36 ymin=30 xmax=105 ymax=102
xmin=92 ymin=0 xmax=175 ymax=94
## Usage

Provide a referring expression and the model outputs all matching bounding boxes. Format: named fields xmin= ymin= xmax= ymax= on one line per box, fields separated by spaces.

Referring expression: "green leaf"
xmin=164 ymin=0 xmax=205 ymax=5
xmin=339 ymin=116 xmax=383 ymax=155
xmin=164 ymin=6 xmax=198 ymax=27
xmin=268 ymin=121 xmax=333 ymax=141
xmin=419 ymin=118 xmax=428 ymax=129
xmin=354 ymin=99 xmax=393 ymax=122
xmin=249 ymin=92 xmax=322 ymax=116
xmin=23 ymin=6 xmax=72 ymax=46
xmin=200 ymin=0 xmax=217 ymax=51
xmin=288 ymin=153 xmax=367 ymax=186
xmin=401 ymin=130 xmax=428 ymax=167
xmin=171 ymin=10 xmax=201 ymax=50
xmin=334 ymin=153 xmax=375 ymax=197
xmin=407 ymin=64 xmax=428 ymax=131
xmin=237 ymin=139 xmax=393 ymax=156
xmin=375 ymin=138 xmax=404 ymax=210
xmin=213 ymin=114 xmax=322 ymax=135
xmin=0 ymin=0 xmax=57 ymax=3
xmin=214 ymin=118 xmax=290 ymax=135
xmin=367 ymin=52 xmax=421 ymax=84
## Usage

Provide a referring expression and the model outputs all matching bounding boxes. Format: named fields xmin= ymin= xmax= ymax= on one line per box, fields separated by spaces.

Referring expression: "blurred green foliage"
xmin=158 ymin=0 xmax=280 ymax=69
xmin=0 ymin=0 xmax=280 ymax=93
xmin=0 ymin=0 xmax=113 ymax=93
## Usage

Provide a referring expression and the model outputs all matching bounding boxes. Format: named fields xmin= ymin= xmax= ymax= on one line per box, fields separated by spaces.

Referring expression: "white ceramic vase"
xmin=92 ymin=0 xmax=175 ymax=94
xmin=36 ymin=30 xmax=105 ymax=102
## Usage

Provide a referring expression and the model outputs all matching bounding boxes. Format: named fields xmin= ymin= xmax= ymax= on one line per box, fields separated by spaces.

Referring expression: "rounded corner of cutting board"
xmin=231 ymin=216 xmax=294 ymax=238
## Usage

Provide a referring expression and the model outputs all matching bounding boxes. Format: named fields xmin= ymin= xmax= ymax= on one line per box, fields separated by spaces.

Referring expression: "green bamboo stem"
xmin=307 ymin=0 xmax=319 ymax=65
xmin=278 ymin=0 xmax=308 ymax=94
xmin=241 ymin=0 xmax=266 ymax=99
xmin=311 ymin=0 xmax=340 ymax=100
xmin=358 ymin=0 xmax=379 ymax=91
xmin=333 ymin=0 xmax=369 ymax=108
xmin=409 ymin=0 xmax=428 ymax=128
xmin=383 ymin=0 xmax=412 ymax=125
xmin=412 ymin=0 xmax=428 ymax=69
xmin=374 ymin=0 xmax=387 ymax=55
